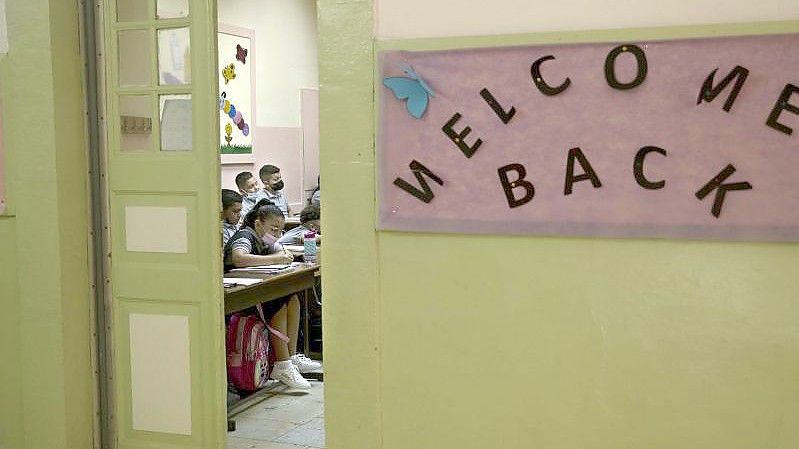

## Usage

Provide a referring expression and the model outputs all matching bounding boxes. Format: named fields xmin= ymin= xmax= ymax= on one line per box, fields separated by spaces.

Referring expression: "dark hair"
xmin=259 ymin=164 xmax=280 ymax=180
xmin=241 ymin=198 xmax=283 ymax=230
xmin=308 ymin=175 xmax=320 ymax=205
xmin=235 ymin=171 xmax=254 ymax=190
xmin=300 ymin=203 xmax=320 ymax=223
xmin=221 ymin=189 xmax=242 ymax=209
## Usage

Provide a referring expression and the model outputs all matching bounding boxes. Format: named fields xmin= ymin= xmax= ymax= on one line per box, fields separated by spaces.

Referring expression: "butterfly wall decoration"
xmin=236 ymin=44 xmax=248 ymax=64
xmin=383 ymin=64 xmax=435 ymax=119
xmin=222 ymin=63 xmax=236 ymax=84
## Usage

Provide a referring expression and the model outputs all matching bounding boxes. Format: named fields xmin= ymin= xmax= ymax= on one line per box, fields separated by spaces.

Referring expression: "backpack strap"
xmin=255 ymin=303 xmax=290 ymax=343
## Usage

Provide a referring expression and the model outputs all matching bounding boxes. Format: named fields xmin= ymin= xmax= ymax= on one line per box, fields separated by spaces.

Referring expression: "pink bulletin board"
xmin=378 ymin=33 xmax=799 ymax=241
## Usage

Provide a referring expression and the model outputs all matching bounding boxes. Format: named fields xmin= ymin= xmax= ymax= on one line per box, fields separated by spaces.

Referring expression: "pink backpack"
xmin=226 ymin=304 xmax=289 ymax=392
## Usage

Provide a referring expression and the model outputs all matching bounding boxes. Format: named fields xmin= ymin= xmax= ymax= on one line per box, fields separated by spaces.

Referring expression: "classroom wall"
xmin=0 ymin=1 xmax=94 ymax=448
xmin=218 ymin=0 xmax=319 ymax=211
xmin=321 ymin=1 xmax=799 ymax=448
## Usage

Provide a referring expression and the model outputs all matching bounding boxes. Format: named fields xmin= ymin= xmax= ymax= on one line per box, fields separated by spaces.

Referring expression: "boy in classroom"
xmin=221 ymin=189 xmax=242 ymax=248
xmin=223 ymin=199 xmax=322 ymax=389
xmin=278 ymin=203 xmax=321 ymax=246
xmin=235 ymin=171 xmax=261 ymax=218
xmin=258 ymin=164 xmax=290 ymax=217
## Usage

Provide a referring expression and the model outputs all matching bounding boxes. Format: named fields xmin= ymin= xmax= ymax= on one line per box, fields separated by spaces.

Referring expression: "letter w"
xmin=393 ymin=160 xmax=444 ymax=203
xmin=696 ymin=65 xmax=749 ymax=112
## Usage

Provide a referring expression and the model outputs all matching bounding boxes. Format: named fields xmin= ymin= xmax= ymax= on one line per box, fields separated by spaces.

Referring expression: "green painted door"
xmin=100 ymin=1 xmax=225 ymax=447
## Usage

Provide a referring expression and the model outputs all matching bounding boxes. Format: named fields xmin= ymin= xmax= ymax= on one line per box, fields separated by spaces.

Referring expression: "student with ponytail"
xmin=224 ymin=199 xmax=321 ymax=389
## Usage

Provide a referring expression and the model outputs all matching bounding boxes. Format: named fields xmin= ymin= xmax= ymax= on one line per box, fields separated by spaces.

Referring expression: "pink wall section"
xmin=221 ymin=125 xmax=315 ymax=212
xmin=301 ymin=88 xmax=320 ymax=195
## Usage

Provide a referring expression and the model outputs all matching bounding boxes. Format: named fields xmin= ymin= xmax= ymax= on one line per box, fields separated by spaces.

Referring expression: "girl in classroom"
xmin=223 ymin=198 xmax=321 ymax=389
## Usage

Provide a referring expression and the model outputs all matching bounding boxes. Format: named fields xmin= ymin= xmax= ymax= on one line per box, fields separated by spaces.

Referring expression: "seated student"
xmin=278 ymin=203 xmax=321 ymax=246
xmin=235 ymin=171 xmax=261 ymax=218
xmin=258 ymin=164 xmax=290 ymax=217
xmin=221 ymin=189 xmax=242 ymax=247
xmin=309 ymin=175 xmax=320 ymax=206
xmin=223 ymin=199 xmax=321 ymax=388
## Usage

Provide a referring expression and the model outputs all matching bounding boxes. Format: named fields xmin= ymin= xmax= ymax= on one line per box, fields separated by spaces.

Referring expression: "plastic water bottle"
xmin=303 ymin=230 xmax=317 ymax=264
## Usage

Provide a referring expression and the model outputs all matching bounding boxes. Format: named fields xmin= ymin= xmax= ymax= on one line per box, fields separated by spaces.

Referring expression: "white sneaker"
xmin=290 ymin=354 xmax=322 ymax=373
xmin=271 ymin=361 xmax=311 ymax=389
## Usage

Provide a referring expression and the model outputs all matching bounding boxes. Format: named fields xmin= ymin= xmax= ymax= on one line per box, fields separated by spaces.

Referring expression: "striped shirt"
xmin=222 ymin=221 xmax=238 ymax=247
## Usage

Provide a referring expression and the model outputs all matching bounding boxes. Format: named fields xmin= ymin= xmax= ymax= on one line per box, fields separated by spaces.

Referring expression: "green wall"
xmin=0 ymin=1 xmax=94 ymax=448
xmin=319 ymin=2 xmax=799 ymax=448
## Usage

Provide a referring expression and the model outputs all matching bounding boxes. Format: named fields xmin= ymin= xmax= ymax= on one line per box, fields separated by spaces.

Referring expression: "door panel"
xmin=101 ymin=0 xmax=225 ymax=447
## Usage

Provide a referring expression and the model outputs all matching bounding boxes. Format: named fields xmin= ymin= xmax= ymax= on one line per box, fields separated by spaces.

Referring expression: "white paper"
xmin=223 ymin=277 xmax=262 ymax=286
xmin=0 ymin=0 xmax=7 ymax=54
xmin=229 ymin=264 xmax=293 ymax=273
xmin=160 ymin=97 xmax=192 ymax=151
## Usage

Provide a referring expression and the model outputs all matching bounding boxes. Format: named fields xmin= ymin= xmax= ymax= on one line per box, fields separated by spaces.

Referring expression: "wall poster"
xmin=378 ymin=33 xmax=799 ymax=241
xmin=0 ymin=0 xmax=7 ymax=54
xmin=218 ymin=24 xmax=255 ymax=159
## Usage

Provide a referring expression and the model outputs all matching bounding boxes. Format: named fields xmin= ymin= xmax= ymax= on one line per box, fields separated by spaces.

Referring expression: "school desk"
xmin=224 ymin=262 xmax=322 ymax=418
xmin=224 ymin=262 xmax=320 ymax=314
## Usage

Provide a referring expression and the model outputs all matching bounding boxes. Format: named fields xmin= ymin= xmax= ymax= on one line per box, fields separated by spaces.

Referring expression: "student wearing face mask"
xmin=235 ymin=171 xmax=262 ymax=218
xmin=278 ymin=203 xmax=321 ymax=246
xmin=258 ymin=164 xmax=290 ymax=217
xmin=221 ymin=189 xmax=243 ymax=248
xmin=223 ymin=199 xmax=321 ymax=389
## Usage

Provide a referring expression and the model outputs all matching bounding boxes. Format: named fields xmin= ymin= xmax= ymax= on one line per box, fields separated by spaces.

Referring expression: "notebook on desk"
xmin=223 ymin=277 xmax=262 ymax=287
xmin=229 ymin=264 xmax=293 ymax=273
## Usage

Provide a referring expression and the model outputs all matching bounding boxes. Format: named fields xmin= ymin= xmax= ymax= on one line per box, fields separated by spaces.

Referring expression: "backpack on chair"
xmin=226 ymin=304 xmax=289 ymax=392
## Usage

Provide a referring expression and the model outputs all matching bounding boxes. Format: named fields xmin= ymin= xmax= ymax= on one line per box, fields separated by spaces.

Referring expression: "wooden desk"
xmin=225 ymin=263 xmax=322 ymax=419
xmin=224 ymin=263 xmax=320 ymax=314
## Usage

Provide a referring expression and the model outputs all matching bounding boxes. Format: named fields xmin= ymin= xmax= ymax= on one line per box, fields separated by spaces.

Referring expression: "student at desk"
xmin=258 ymin=164 xmax=290 ymax=217
xmin=278 ymin=203 xmax=321 ymax=246
xmin=221 ymin=189 xmax=242 ymax=247
xmin=235 ymin=171 xmax=261 ymax=218
xmin=223 ymin=199 xmax=321 ymax=389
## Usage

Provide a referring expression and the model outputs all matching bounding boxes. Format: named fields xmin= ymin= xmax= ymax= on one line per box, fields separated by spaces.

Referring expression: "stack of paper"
xmin=223 ymin=277 xmax=262 ymax=286
xmin=229 ymin=264 xmax=293 ymax=273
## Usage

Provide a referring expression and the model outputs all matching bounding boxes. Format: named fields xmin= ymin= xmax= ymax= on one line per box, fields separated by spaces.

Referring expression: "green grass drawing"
xmin=220 ymin=144 xmax=252 ymax=154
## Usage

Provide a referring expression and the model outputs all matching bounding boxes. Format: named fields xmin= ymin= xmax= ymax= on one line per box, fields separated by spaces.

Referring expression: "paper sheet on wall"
xmin=160 ymin=98 xmax=192 ymax=151
xmin=0 ymin=0 xmax=7 ymax=54
xmin=378 ymin=33 xmax=799 ymax=242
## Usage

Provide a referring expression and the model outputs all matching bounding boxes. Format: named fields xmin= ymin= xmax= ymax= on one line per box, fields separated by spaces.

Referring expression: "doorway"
xmin=90 ymin=0 xmax=323 ymax=447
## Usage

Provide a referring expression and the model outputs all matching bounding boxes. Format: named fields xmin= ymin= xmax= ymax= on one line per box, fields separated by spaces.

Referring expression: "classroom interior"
xmin=213 ymin=0 xmax=326 ymax=447
xmin=3 ymin=1 xmax=799 ymax=449
xmin=112 ymin=0 xmax=325 ymax=443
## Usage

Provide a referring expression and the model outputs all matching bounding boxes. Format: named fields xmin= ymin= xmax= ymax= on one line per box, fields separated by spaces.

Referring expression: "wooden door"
xmin=100 ymin=0 xmax=225 ymax=447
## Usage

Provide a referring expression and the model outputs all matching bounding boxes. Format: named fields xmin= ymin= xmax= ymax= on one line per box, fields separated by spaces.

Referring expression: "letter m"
xmin=696 ymin=65 xmax=749 ymax=112
xmin=393 ymin=160 xmax=444 ymax=204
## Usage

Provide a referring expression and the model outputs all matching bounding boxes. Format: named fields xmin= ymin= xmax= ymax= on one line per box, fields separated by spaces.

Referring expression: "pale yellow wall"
xmin=0 ymin=1 xmax=94 ymax=448
xmin=321 ymin=1 xmax=799 ymax=448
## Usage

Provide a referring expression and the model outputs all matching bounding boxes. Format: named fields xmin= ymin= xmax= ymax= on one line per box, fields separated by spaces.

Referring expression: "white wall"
xmin=218 ymin=0 xmax=319 ymax=211
xmin=219 ymin=0 xmax=318 ymax=128
xmin=376 ymin=0 xmax=799 ymax=39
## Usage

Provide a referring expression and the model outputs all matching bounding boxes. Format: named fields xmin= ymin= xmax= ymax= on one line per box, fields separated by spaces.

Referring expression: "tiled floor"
xmin=228 ymin=380 xmax=325 ymax=449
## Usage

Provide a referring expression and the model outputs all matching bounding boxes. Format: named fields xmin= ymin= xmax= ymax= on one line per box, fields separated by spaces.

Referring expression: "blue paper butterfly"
xmin=383 ymin=64 xmax=435 ymax=119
